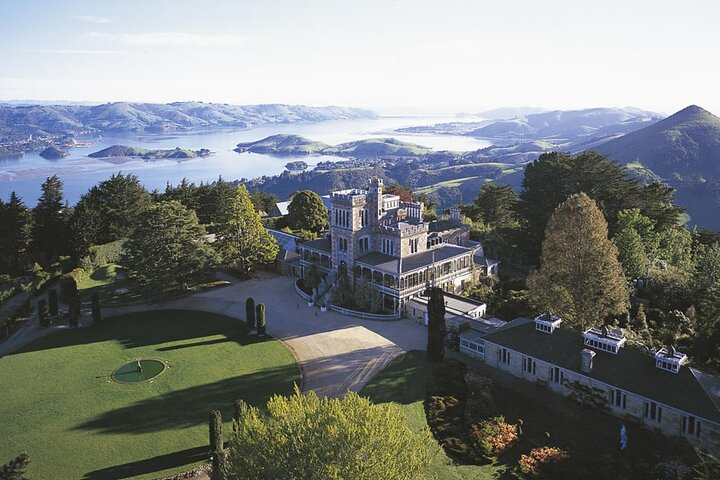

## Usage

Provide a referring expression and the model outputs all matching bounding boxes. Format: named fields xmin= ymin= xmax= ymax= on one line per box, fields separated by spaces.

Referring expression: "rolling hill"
xmin=596 ymin=105 xmax=720 ymax=229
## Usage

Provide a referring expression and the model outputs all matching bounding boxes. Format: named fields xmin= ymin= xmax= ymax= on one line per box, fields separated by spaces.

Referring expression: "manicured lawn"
xmin=360 ymin=351 xmax=504 ymax=480
xmin=0 ymin=310 xmax=299 ymax=480
xmin=76 ymin=263 xmax=143 ymax=305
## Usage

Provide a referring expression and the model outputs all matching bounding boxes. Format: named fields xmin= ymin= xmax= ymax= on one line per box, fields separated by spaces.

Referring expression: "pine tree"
xmin=214 ymin=185 xmax=279 ymax=276
xmin=427 ymin=287 xmax=447 ymax=362
xmin=0 ymin=192 xmax=32 ymax=275
xmin=286 ymin=190 xmax=328 ymax=234
xmin=121 ymin=201 xmax=217 ymax=292
xmin=32 ymin=175 xmax=70 ymax=258
xmin=527 ymin=193 xmax=630 ymax=331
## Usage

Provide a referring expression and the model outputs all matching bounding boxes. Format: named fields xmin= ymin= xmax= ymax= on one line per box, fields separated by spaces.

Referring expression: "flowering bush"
xmin=470 ymin=416 xmax=518 ymax=457
xmin=519 ymin=446 xmax=569 ymax=477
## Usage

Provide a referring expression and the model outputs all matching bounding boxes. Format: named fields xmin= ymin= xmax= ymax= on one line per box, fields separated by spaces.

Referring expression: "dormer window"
xmin=534 ymin=312 xmax=562 ymax=334
xmin=582 ymin=326 xmax=626 ymax=354
xmin=654 ymin=346 xmax=688 ymax=373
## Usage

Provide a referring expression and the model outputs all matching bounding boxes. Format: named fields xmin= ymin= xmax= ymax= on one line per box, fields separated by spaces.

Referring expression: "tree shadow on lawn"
xmin=11 ymin=310 xmax=249 ymax=355
xmin=360 ymin=350 xmax=431 ymax=405
xmin=82 ymin=445 xmax=208 ymax=480
xmin=74 ymin=364 xmax=299 ymax=435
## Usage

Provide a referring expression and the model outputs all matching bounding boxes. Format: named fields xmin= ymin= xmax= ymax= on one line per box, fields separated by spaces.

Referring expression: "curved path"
xmin=103 ymin=272 xmax=427 ymax=398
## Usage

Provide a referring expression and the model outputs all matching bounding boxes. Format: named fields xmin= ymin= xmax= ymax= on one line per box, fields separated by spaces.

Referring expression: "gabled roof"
xmin=266 ymin=228 xmax=299 ymax=252
xmin=300 ymin=238 xmax=332 ymax=254
xmin=355 ymin=244 xmax=472 ymax=274
xmin=483 ymin=320 xmax=720 ymax=423
xmin=271 ymin=201 xmax=291 ymax=216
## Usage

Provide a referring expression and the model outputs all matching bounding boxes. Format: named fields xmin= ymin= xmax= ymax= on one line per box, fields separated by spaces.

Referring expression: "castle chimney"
xmin=581 ymin=349 xmax=596 ymax=373
xmin=450 ymin=207 xmax=461 ymax=222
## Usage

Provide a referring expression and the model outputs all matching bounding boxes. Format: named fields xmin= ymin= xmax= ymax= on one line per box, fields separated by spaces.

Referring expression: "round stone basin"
xmin=112 ymin=360 xmax=166 ymax=383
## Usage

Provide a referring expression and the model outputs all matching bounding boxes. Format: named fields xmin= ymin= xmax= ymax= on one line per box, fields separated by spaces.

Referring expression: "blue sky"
xmin=1 ymin=0 xmax=718 ymax=115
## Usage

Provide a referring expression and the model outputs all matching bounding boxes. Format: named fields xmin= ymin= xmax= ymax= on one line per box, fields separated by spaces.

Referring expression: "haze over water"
xmin=0 ymin=115 xmax=489 ymax=205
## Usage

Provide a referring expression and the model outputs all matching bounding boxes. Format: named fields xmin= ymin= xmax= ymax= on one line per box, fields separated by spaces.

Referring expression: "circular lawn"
xmin=0 ymin=310 xmax=299 ymax=480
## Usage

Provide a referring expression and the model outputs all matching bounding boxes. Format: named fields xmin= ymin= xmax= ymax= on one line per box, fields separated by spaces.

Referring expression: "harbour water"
xmin=0 ymin=115 xmax=490 ymax=204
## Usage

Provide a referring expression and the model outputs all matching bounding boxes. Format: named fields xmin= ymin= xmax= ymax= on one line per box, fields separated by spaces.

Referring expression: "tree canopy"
xmin=227 ymin=387 xmax=431 ymax=480
xmin=121 ymin=200 xmax=217 ymax=291
xmin=32 ymin=175 xmax=70 ymax=258
xmin=528 ymin=193 xmax=630 ymax=331
xmin=0 ymin=192 xmax=32 ymax=275
xmin=470 ymin=183 xmax=519 ymax=228
xmin=518 ymin=151 xmax=683 ymax=263
xmin=214 ymin=185 xmax=279 ymax=276
xmin=286 ymin=190 xmax=328 ymax=234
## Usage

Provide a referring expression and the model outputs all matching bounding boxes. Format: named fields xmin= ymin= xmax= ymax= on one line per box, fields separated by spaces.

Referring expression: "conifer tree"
xmin=286 ymin=190 xmax=328 ymax=234
xmin=256 ymin=303 xmax=266 ymax=335
xmin=427 ymin=287 xmax=447 ymax=362
xmin=527 ymin=193 xmax=630 ymax=331
xmin=214 ymin=185 xmax=279 ymax=276
xmin=0 ymin=192 xmax=32 ymax=275
xmin=121 ymin=201 xmax=217 ymax=292
xmin=614 ymin=226 xmax=648 ymax=280
xmin=32 ymin=175 xmax=70 ymax=258
xmin=209 ymin=409 xmax=225 ymax=480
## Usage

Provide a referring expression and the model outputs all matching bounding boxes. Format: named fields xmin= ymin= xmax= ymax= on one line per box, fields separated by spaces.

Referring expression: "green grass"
xmin=76 ymin=263 xmax=143 ymax=305
xmin=360 ymin=351 xmax=502 ymax=479
xmin=0 ymin=310 xmax=299 ymax=480
xmin=414 ymin=177 xmax=481 ymax=195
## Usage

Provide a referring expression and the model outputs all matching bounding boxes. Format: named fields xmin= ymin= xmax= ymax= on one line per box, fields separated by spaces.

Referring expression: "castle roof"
xmin=355 ymin=244 xmax=471 ymax=274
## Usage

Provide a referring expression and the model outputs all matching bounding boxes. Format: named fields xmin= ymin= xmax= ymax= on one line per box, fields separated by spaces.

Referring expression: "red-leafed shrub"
xmin=519 ymin=446 xmax=569 ymax=477
xmin=470 ymin=416 xmax=518 ymax=457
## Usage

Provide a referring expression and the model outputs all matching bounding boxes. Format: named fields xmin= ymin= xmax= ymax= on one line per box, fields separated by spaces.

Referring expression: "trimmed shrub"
xmin=38 ymin=299 xmax=49 ymax=327
xmin=256 ymin=303 xmax=266 ymax=335
xmin=470 ymin=416 xmax=518 ymax=458
xmin=88 ymin=239 xmax=125 ymax=268
xmin=518 ymin=446 xmax=569 ymax=477
xmin=60 ymin=275 xmax=79 ymax=302
xmin=91 ymin=293 xmax=101 ymax=324
xmin=209 ymin=409 xmax=225 ymax=480
xmin=48 ymin=289 xmax=58 ymax=317
xmin=245 ymin=298 xmax=256 ymax=331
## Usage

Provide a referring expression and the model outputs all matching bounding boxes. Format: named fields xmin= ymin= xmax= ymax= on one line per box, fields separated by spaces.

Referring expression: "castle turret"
xmin=369 ymin=177 xmax=383 ymax=222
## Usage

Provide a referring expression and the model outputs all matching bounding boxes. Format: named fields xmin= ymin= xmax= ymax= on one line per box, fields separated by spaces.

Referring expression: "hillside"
xmin=0 ymin=102 xmax=375 ymax=143
xmin=234 ymin=134 xmax=329 ymax=155
xmin=89 ymin=145 xmax=211 ymax=160
xmin=235 ymin=134 xmax=434 ymax=158
xmin=596 ymin=105 xmax=720 ymax=229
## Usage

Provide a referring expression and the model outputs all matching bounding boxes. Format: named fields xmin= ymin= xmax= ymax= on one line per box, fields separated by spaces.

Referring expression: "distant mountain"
xmin=596 ymin=105 xmax=720 ymax=229
xmin=465 ymin=107 xmax=662 ymax=143
xmin=475 ymin=106 xmax=546 ymax=120
xmin=0 ymin=102 xmax=375 ymax=140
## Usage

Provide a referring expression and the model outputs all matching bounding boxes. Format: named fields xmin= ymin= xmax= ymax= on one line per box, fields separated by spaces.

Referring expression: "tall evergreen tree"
xmin=472 ymin=183 xmax=519 ymax=228
xmin=527 ymin=193 xmax=630 ymax=331
xmin=32 ymin=175 xmax=70 ymax=258
xmin=209 ymin=409 xmax=225 ymax=480
xmin=518 ymin=151 xmax=682 ymax=263
xmin=121 ymin=201 xmax=217 ymax=292
xmin=196 ymin=177 xmax=236 ymax=227
xmin=214 ymin=185 xmax=279 ymax=276
xmin=81 ymin=173 xmax=152 ymax=244
xmin=427 ymin=287 xmax=447 ymax=362
xmin=0 ymin=192 xmax=32 ymax=275
xmin=286 ymin=190 xmax=328 ymax=234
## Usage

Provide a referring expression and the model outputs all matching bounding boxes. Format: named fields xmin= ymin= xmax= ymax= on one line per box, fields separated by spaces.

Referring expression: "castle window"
xmin=522 ymin=356 xmax=536 ymax=375
xmin=610 ymin=389 xmax=627 ymax=409
xmin=644 ymin=401 xmax=662 ymax=423
xmin=337 ymin=238 xmax=347 ymax=252
xmin=683 ymin=415 xmax=701 ymax=437
xmin=359 ymin=237 xmax=370 ymax=253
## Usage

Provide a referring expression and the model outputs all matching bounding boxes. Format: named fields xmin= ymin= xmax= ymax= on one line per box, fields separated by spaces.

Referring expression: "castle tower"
xmin=369 ymin=177 xmax=383 ymax=223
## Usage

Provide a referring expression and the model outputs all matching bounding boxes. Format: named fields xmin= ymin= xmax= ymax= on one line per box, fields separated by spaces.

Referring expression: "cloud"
xmin=83 ymin=32 xmax=246 ymax=48
xmin=70 ymin=15 xmax=113 ymax=24
xmin=36 ymin=49 xmax=127 ymax=55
